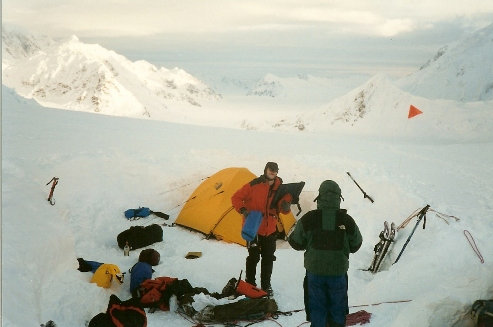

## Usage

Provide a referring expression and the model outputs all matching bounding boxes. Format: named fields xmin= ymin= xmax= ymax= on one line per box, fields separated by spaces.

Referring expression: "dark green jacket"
xmin=288 ymin=180 xmax=362 ymax=276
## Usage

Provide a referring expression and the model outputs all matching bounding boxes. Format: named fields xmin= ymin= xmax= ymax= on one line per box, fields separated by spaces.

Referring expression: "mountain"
xmin=256 ymin=74 xmax=493 ymax=141
xmin=246 ymin=73 xmax=369 ymax=103
xmin=2 ymin=29 xmax=221 ymax=119
xmin=396 ymin=23 xmax=493 ymax=102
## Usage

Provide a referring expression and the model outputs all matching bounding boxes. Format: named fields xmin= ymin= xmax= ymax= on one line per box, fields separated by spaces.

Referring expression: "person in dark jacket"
xmin=288 ymin=180 xmax=362 ymax=327
xmin=231 ymin=162 xmax=292 ymax=296
xmin=130 ymin=249 xmax=160 ymax=297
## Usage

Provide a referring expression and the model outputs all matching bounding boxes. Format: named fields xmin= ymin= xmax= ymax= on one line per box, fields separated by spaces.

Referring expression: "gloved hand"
xmin=281 ymin=200 xmax=291 ymax=212
xmin=240 ymin=207 xmax=249 ymax=217
xmin=278 ymin=193 xmax=293 ymax=213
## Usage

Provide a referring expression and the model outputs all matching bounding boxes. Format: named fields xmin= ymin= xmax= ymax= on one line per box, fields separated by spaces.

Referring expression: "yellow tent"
xmin=175 ymin=167 xmax=296 ymax=246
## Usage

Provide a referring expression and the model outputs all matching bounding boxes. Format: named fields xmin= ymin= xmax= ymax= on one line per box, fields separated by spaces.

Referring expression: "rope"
xmin=397 ymin=207 xmax=460 ymax=231
xmin=349 ymin=299 xmax=412 ymax=308
xmin=463 ymin=230 xmax=484 ymax=263
xmin=397 ymin=208 xmax=421 ymax=231
xmin=346 ymin=310 xmax=372 ymax=326
xmin=430 ymin=209 xmax=460 ymax=225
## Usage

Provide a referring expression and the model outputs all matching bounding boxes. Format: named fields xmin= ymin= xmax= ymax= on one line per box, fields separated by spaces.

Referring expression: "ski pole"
xmin=393 ymin=204 xmax=430 ymax=264
xmin=346 ymin=172 xmax=374 ymax=203
xmin=46 ymin=177 xmax=59 ymax=205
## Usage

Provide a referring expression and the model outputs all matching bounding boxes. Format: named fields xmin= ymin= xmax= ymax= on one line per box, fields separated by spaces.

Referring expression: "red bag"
xmin=235 ymin=280 xmax=267 ymax=299
xmin=139 ymin=277 xmax=177 ymax=311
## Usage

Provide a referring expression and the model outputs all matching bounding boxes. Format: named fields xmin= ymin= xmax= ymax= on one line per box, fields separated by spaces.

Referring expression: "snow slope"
xmin=396 ymin=23 xmax=493 ymax=102
xmin=2 ymin=85 xmax=492 ymax=327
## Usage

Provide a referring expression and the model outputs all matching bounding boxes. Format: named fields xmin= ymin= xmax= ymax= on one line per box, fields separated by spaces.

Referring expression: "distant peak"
xmin=68 ymin=35 xmax=80 ymax=42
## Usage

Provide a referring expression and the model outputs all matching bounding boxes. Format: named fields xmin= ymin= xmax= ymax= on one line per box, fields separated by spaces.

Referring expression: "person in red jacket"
xmin=231 ymin=162 xmax=292 ymax=296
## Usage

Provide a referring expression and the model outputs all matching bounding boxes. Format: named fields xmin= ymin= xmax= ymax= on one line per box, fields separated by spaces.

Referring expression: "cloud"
xmin=3 ymin=0 xmax=493 ymax=39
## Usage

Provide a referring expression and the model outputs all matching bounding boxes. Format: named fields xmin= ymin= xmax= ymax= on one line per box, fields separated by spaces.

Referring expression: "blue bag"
xmin=241 ymin=211 xmax=263 ymax=242
xmin=125 ymin=207 xmax=151 ymax=219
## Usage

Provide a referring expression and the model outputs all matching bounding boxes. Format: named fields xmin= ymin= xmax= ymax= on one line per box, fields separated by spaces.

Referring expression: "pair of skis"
xmin=368 ymin=221 xmax=396 ymax=273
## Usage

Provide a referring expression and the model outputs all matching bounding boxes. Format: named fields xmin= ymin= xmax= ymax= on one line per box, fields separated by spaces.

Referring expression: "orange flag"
xmin=408 ymin=105 xmax=423 ymax=119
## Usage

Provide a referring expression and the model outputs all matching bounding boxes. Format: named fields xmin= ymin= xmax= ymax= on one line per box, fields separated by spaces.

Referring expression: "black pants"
xmin=245 ymin=233 xmax=277 ymax=290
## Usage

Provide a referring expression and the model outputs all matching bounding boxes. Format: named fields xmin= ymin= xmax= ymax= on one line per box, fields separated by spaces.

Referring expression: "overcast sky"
xmin=3 ymin=1 xmax=493 ymax=80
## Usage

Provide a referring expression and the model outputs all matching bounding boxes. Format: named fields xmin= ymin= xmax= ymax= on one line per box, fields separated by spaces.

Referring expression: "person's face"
xmin=266 ymin=168 xmax=278 ymax=181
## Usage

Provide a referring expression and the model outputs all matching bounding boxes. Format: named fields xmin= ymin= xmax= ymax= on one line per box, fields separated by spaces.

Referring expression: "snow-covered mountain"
xmin=246 ymin=73 xmax=370 ymax=103
xmin=396 ymin=23 xmax=493 ymax=102
xmin=290 ymin=74 xmax=492 ymax=140
xmin=2 ymin=28 xmax=221 ymax=118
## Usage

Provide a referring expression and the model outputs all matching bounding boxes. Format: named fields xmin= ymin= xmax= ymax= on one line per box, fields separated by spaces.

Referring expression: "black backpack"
xmin=271 ymin=182 xmax=305 ymax=216
xmin=117 ymin=224 xmax=163 ymax=250
xmin=88 ymin=294 xmax=147 ymax=327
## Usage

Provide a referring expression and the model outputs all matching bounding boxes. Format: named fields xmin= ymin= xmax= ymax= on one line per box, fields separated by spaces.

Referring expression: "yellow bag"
xmin=90 ymin=264 xmax=123 ymax=288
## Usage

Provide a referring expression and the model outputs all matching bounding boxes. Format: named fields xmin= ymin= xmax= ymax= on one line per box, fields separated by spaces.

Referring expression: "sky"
xmin=3 ymin=0 xmax=493 ymax=81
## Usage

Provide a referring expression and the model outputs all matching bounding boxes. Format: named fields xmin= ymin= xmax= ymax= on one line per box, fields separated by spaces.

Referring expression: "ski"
xmin=372 ymin=222 xmax=396 ymax=273
xmin=368 ymin=221 xmax=396 ymax=273
xmin=368 ymin=221 xmax=389 ymax=272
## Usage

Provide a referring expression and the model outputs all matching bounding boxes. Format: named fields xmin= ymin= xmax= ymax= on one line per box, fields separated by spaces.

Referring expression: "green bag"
xmin=213 ymin=297 xmax=278 ymax=322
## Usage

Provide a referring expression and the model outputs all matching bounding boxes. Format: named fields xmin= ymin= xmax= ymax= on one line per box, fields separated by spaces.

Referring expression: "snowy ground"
xmin=2 ymin=85 xmax=493 ymax=327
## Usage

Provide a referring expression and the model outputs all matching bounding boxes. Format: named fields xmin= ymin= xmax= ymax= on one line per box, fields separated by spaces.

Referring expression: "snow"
xmin=2 ymin=24 xmax=493 ymax=327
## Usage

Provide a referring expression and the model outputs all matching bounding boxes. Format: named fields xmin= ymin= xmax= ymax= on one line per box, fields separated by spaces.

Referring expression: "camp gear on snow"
xmin=241 ymin=210 xmax=263 ymax=242
xmin=393 ymin=205 xmax=430 ymax=265
xmin=346 ymin=310 xmax=372 ymax=326
xmin=368 ymin=221 xmax=396 ymax=273
xmin=464 ymin=230 xmax=485 ymax=264
xmin=137 ymin=277 xmax=199 ymax=312
xmin=91 ymin=264 xmax=123 ymax=288
xmin=398 ymin=207 xmax=460 ymax=231
xmin=138 ymin=277 xmax=179 ymax=311
xmin=77 ymin=258 xmax=99 ymax=272
xmin=117 ymin=224 xmax=163 ymax=250
xmin=213 ymin=297 xmax=278 ymax=323
xmin=124 ymin=207 xmax=169 ymax=220
xmin=346 ymin=172 xmax=373 ymax=203
xmin=471 ymin=299 xmax=493 ymax=327
xmin=46 ymin=177 xmax=59 ymax=205
xmin=271 ymin=181 xmax=305 ymax=216
xmin=236 ymin=279 xmax=268 ymax=299
xmin=175 ymin=167 xmax=296 ymax=246
xmin=138 ymin=249 xmax=160 ymax=266
xmin=88 ymin=294 xmax=147 ymax=327
xmin=124 ymin=242 xmax=130 ymax=256
xmin=185 ymin=251 xmax=202 ymax=259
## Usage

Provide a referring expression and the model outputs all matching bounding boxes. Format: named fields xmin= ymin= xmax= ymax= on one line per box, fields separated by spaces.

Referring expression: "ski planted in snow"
xmin=368 ymin=221 xmax=396 ymax=273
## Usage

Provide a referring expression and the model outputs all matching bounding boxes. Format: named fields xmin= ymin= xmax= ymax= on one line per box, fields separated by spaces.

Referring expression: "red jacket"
xmin=231 ymin=175 xmax=291 ymax=236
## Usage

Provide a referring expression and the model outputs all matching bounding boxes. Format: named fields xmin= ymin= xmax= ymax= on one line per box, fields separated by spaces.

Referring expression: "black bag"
xmin=213 ymin=297 xmax=278 ymax=322
xmin=472 ymin=299 xmax=493 ymax=327
xmin=271 ymin=182 xmax=305 ymax=216
xmin=117 ymin=224 xmax=163 ymax=250
xmin=88 ymin=294 xmax=147 ymax=327
xmin=138 ymin=249 xmax=160 ymax=266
